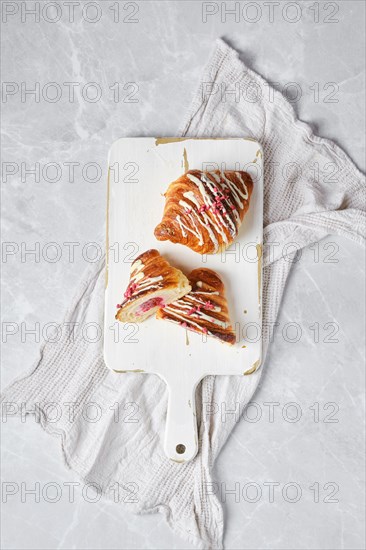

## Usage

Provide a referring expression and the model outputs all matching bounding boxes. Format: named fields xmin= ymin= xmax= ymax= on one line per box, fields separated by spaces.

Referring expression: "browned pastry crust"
xmin=115 ymin=249 xmax=191 ymax=323
xmin=154 ymin=169 xmax=253 ymax=254
xmin=156 ymin=268 xmax=236 ymax=345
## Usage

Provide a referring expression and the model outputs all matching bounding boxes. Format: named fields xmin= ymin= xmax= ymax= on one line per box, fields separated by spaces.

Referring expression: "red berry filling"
xmin=139 ymin=296 xmax=164 ymax=314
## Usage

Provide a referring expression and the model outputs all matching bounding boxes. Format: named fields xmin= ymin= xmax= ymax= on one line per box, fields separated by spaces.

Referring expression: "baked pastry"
xmin=154 ymin=170 xmax=253 ymax=254
xmin=156 ymin=268 xmax=236 ymax=345
xmin=115 ymin=249 xmax=191 ymax=322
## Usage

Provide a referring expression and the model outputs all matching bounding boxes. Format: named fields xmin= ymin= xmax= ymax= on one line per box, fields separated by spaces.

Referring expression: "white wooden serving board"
xmin=104 ymin=137 xmax=263 ymax=462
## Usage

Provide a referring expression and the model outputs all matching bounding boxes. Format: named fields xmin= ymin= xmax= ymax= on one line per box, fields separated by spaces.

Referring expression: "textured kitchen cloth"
xmin=2 ymin=38 xmax=365 ymax=549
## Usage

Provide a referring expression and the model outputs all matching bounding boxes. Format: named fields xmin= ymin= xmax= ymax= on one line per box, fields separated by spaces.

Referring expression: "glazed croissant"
xmin=115 ymin=249 xmax=191 ymax=323
xmin=156 ymin=268 xmax=236 ymax=345
xmin=154 ymin=169 xmax=253 ymax=254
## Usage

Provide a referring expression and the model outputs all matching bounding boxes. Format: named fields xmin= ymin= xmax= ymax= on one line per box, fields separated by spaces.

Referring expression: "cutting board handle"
xmin=164 ymin=378 xmax=199 ymax=462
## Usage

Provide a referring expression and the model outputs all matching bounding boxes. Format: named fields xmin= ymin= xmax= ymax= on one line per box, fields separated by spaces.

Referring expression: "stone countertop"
xmin=2 ymin=1 xmax=365 ymax=549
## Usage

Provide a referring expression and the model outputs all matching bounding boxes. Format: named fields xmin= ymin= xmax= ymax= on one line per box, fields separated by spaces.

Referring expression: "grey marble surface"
xmin=1 ymin=1 xmax=365 ymax=549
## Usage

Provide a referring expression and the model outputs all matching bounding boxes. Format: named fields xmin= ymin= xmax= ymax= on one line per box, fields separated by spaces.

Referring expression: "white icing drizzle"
xmin=164 ymin=302 xmax=228 ymax=329
xmin=179 ymin=196 xmax=219 ymax=251
xmin=196 ymin=310 xmax=228 ymax=328
xmin=213 ymin=178 xmax=241 ymax=225
xmin=163 ymin=307 xmax=206 ymax=332
xmin=176 ymin=295 xmax=221 ymax=313
xmin=164 ymin=290 xmax=229 ymax=330
xmin=186 ymin=173 xmax=229 ymax=245
xmin=234 ymin=171 xmax=249 ymax=200
xmin=179 ymin=197 xmax=219 ymax=251
xmin=210 ymin=172 xmax=221 ymax=183
xmin=200 ymin=173 xmax=237 ymax=236
xmin=130 ymin=259 xmax=144 ymax=275
xmin=128 ymin=260 xmax=145 ymax=285
xmin=220 ymin=173 xmax=243 ymax=209
xmin=126 ymin=258 xmax=164 ymax=300
xmin=137 ymin=275 xmax=163 ymax=293
xmin=183 ymin=191 xmax=200 ymax=208
xmin=221 ymin=171 xmax=249 ymax=208
xmin=194 ymin=290 xmax=219 ymax=295
xmin=131 ymin=272 xmax=144 ymax=283
xmin=174 ymin=171 xmax=250 ymax=251
xmin=176 ymin=212 xmax=203 ymax=245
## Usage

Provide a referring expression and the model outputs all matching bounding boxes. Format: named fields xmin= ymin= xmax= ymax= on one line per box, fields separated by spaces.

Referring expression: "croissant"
xmin=115 ymin=249 xmax=191 ymax=323
xmin=154 ymin=169 xmax=253 ymax=254
xmin=156 ymin=268 xmax=236 ymax=345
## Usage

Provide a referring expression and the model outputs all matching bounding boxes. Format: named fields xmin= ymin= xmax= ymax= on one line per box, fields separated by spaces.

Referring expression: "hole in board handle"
xmin=176 ymin=444 xmax=186 ymax=454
